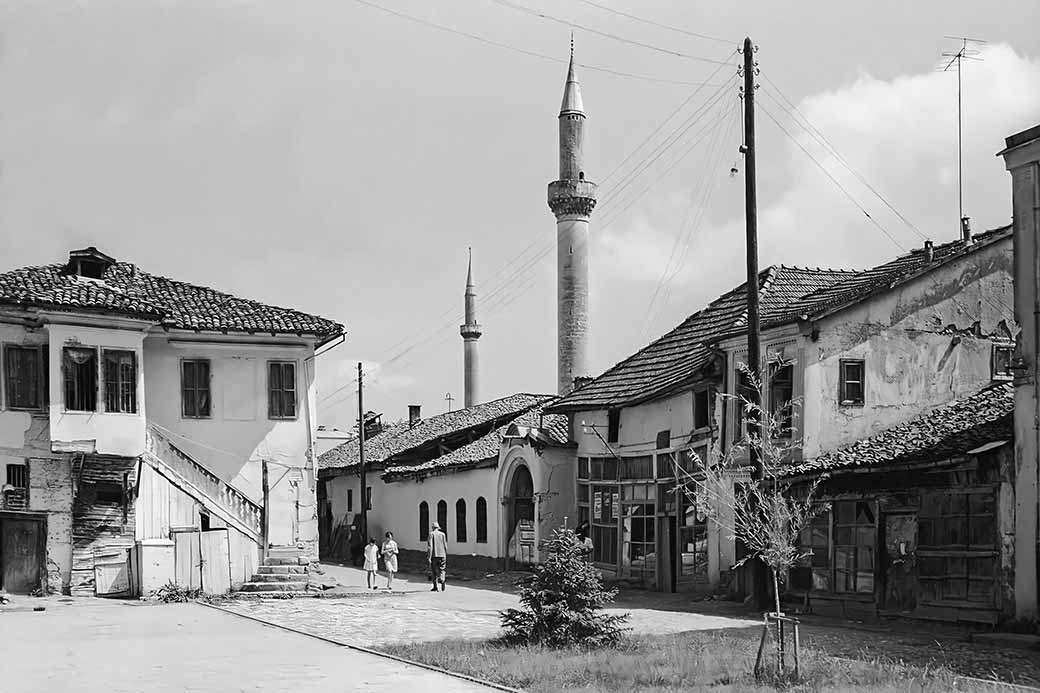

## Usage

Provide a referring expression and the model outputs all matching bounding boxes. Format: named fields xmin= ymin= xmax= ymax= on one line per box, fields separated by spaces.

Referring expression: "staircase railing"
xmin=143 ymin=425 xmax=263 ymax=543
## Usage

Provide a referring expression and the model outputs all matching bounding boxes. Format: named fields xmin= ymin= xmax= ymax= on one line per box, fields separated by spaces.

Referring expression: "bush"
xmin=152 ymin=581 xmax=204 ymax=603
xmin=499 ymin=528 xmax=629 ymax=648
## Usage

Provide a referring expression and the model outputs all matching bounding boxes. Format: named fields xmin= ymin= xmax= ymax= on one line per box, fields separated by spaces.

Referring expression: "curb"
xmin=200 ymin=601 xmax=523 ymax=693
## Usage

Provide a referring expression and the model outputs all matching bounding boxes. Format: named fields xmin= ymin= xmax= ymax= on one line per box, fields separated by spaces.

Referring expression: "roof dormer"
xmin=67 ymin=247 xmax=116 ymax=279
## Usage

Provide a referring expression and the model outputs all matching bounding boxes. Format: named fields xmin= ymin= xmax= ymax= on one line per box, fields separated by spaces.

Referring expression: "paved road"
xmin=0 ymin=597 xmax=492 ymax=692
xmin=224 ymin=563 xmax=761 ymax=647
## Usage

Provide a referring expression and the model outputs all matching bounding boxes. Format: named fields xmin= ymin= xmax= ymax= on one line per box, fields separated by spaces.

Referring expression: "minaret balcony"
xmin=548 ymin=179 xmax=598 ymax=217
xmin=460 ymin=323 xmax=483 ymax=340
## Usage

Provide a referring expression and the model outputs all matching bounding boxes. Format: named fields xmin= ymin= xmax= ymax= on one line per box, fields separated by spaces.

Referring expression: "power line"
xmin=485 ymin=0 xmax=734 ymax=66
xmin=354 ymin=0 xmax=724 ymax=86
xmin=758 ymin=73 xmax=928 ymax=242
xmin=757 ymin=100 xmax=909 ymax=252
xmin=569 ymin=0 xmax=735 ymax=45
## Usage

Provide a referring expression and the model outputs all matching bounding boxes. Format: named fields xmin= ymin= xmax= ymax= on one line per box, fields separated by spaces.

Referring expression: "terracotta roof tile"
xmin=0 ymin=254 xmax=343 ymax=340
xmin=784 ymin=383 xmax=1013 ymax=477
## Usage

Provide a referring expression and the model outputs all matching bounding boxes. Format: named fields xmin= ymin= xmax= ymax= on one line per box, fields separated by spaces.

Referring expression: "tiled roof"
xmin=784 ymin=383 xmax=1014 ymax=477
xmin=318 ymin=393 xmax=554 ymax=472
xmin=550 ymin=227 xmax=1012 ymax=412
xmin=548 ymin=266 xmax=856 ymax=411
xmin=0 ymin=250 xmax=343 ymax=340
xmin=382 ymin=405 xmax=570 ymax=480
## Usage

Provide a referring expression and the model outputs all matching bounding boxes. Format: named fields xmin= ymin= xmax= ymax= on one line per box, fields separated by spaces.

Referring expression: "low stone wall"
xmin=395 ymin=548 xmax=504 ymax=579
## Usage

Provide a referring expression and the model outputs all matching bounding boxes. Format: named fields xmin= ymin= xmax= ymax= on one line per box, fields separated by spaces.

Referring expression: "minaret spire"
xmin=460 ymin=247 xmax=482 ymax=408
xmin=548 ymin=41 xmax=597 ymax=395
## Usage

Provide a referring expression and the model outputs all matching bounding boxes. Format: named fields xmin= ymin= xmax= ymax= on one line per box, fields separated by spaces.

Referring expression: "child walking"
xmin=363 ymin=538 xmax=380 ymax=590
xmin=381 ymin=531 xmax=399 ymax=590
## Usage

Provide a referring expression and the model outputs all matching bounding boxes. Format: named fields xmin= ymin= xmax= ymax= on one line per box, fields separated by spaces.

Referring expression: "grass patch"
xmin=379 ymin=631 xmax=994 ymax=692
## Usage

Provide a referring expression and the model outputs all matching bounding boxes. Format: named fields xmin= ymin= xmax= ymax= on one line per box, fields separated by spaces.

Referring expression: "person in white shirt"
xmin=363 ymin=538 xmax=380 ymax=590
xmin=381 ymin=531 xmax=399 ymax=590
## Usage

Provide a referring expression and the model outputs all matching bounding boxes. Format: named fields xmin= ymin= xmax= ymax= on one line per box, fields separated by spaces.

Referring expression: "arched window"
xmin=456 ymin=499 xmax=467 ymax=543
xmin=476 ymin=496 xmax=488 ymax=544
xmin=437 ymin=499 xmax=448 ymax=536
xmin=419 ymin=501 xmax=429 ymax=541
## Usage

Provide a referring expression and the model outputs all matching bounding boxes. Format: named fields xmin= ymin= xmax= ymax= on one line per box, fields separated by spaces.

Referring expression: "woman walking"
xmin=381 ymin=531 xmax=399 ymax=590
xmin=363 ymin=538 xmax=380 ymax=590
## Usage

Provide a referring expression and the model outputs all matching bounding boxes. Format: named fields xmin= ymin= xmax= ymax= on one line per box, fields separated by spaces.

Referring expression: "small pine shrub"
xmin=153 ymin=581 xmax=204 ymax=603
xmin=499 ymin=528 xmax=629 ymax=648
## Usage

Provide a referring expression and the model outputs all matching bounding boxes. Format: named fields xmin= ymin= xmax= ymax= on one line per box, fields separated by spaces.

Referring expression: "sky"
xmin=1 ymin=1 xmax=1038 ymax=430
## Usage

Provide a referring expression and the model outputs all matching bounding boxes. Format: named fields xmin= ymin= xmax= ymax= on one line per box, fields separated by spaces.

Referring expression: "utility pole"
xmin=741 ymin=36 xmax=768 ymax=611
xmin=261 ymin=459 xmax=270 ymax=564
xmin=357 ymin=362 xmax=367 ymax=543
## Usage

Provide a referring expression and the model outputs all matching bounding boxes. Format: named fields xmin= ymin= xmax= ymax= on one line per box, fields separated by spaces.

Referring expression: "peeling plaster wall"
xmin=802 ymin=239 xmax=1015 ymax=459
xmin=143 ymin=333 xmax=318 ymax=548
xmin=574 ymin=391 xmax=695 ymax=457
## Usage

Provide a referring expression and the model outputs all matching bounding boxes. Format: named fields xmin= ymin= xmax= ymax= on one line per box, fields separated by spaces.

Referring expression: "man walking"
xmin=428 ymin=521 xmax=448 ymax=592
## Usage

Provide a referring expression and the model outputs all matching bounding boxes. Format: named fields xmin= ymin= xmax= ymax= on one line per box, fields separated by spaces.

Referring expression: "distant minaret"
xmin=460 ymin=248 xmax=482 ymax=408
xmin=548 ymin=40 xmax=597 ymax=396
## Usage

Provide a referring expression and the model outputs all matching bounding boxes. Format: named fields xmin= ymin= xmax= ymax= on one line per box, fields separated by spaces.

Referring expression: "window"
xmin=268 ymin=361 xmax=297 ymax=419
xmin=181 ymin=359 xmax=211 ymax=418
xmin=992 ymin=343 xmax=1015 ymax=380
xmin=833 ymin=500 xmax=875 ymax=594
xmin=4 ymin=345 xmax=46 ymax=410
xmin=607 ymin=410 xmax=620 ymax=443
xmin=476 ymin=496 xmax=488 ymax=543
xmin=347 ymin=488 xmax=354 ymax=513
xmin=734 ymin=369 xmax=754 ymax=442
xmin=63 ymin=347 xmax=97 ymax=412
xmin=419 ymin=501 xmax=430 ymax=541
xmin=655 ymin=430 xmax=671 ymax=450
xmin=839 ymin=360 xmax=865 ymax=406
xmin=678 ymin=489 xmax=708 ymax=580
xmin=621 ymin=485 xmax=655 ymax=580
xmin=590 ymin=457 xmax=618 ymax=481
xmin=693 ymin=388 xmax=710 ymax=431
xmin=94 ymin=481 xmax=123 ymax=505
xmin=620 ymin=455 xmax=653 ymax=480
xmin=456 ymin=499 xmax=467 ymax=542
xmin=103 ymin=350 xmax=137 ymax=413
xmin=6 ymin=463 xmax=28 ymax=489
xmin=578 ymin=457 xmax=590 ymax=480
xmin=769 ymin=359 xmax=793 ymax=438
xmin=437 ymin=499 xmax=448 ymax=536
xmin=591 ymin=484 xmax=618 ymax=565
xmin=366 ymin=486 xmax=372 ymax=511
xmin=795 ymin=509 xmax=831 ymax=592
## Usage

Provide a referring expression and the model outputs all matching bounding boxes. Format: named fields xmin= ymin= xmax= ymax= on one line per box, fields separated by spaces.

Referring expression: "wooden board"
xmin=200 ymin=529 xmax=231 ymax=595
xmin=173 ymin=531 xmax=202 ymax=590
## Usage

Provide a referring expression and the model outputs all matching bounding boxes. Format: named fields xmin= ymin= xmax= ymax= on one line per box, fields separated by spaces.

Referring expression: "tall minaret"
xmin=460 ymin=248 xmax=482 ymax=408
xmin=548 ymin=40 xmax=597 ymax=395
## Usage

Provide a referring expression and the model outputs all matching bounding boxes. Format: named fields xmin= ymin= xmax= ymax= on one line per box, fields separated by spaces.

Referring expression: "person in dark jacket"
xmin=348 ymin=523 xmax=364 ymax=567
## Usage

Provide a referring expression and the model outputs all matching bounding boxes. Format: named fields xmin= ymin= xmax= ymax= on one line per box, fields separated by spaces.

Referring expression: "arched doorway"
xmin=506 ymin=464 xmax=535 ymax=567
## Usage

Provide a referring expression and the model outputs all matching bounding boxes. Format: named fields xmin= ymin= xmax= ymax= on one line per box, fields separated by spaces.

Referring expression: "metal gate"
xmin=173 ymin=528 xmax=231 ymax=595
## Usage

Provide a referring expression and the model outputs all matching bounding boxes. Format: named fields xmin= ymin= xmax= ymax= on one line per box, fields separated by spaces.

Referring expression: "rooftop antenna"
xmin=941 ymin=36 xmax=986 ymax=240
xmin=444 ymin=392 xmax=455 ymax=412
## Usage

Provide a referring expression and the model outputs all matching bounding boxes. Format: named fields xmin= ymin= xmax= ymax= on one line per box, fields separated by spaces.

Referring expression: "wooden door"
xmin=200 ymin=529 xmax=231 ymax=595
xmin=882 ymin=513 xmax=918 ymax=612
xmin=173 ymin=530 xmax=202 ymax=590
xmin=1 ymin=517 xmax=44 ymax=594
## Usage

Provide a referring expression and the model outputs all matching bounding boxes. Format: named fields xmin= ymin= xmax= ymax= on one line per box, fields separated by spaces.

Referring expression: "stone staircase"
xmin=238 ymin=547 xmax=316 ymax=597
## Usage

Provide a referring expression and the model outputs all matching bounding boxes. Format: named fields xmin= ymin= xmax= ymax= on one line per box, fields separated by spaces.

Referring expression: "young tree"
xmin=675 ymin=360 xmax=826 ymax=672
xmin=499 ymin=527 xmax=629 ymax=648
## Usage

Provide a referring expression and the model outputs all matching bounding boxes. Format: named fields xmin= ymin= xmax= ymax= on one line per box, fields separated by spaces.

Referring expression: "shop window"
xmin=6 ymin=463 xmax=28 ymax=489
xmin=475 ymin=497 xmax=488 ymax=543
xmin=590 ymin=457 xmax=617 ymax=481
xmin=839 ymin=360 xmax=865 ymax=406
xmin=656 ymin=451 xmax=677 ymax=480
xmin=419 ymin=501 xmax=429 ymax=541
xmin=456 ymin=499 xmax=467 ymax=543
xmin=4 ymin=345 xmax=46 ymax=410
xmin=103 ymin=350 xmax=137 ymax=414
xmin=591 ymin=484 xmax=618 ymax=565
xmin=268 ymin=361 xmax=297 ymax=419
xmin=620 ymin=455 xmax=653 ymax=480
xmin=768 ymin=359 xmax=793 ymax=438
xmin=693 ymin=388 xmax=710 ymax=431
xmin=794 ymin=509 xmax=831 ymax=592
xmin=679 ymin=490 xmax=708 ymax=580
xmin=63 ymin=346 xmax=98 ymax=412
xmin=992 ymin=343 xmax=1015 ymax=380
xmin=621 ymin=488 xmax=655 ymax=580
xmin=833 ymin=501 xmax=875 ymax=594
xmin=437 ymin=499 xmax=448 ymax=535
xmin=578 ymin=457 xmax=589 ymax=480
xmin=181 ymin=359 xmax=211 ymax=418
xmin=607 ymin=410 xmax=620 ymax=443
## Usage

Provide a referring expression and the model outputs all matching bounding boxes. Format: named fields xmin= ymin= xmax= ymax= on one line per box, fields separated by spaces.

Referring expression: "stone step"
xmin=249 ymin=573 xmax=305 ymax=583
xmin=263 ymin=557 xmax=308 ymax=566
xmin=257 ymin=565 xmax=308 ymax=575
xmin=239 ymin=581 xmax=309 ymax=593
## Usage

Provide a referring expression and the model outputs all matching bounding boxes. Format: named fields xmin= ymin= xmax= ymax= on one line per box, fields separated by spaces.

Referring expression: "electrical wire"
xmin=569 ymin=0 xmax=736 ymax=45
xmin=354 ymin=0 xmax=725 ymax=86
xmin=486 ymin=0 xmax=733 ymax=66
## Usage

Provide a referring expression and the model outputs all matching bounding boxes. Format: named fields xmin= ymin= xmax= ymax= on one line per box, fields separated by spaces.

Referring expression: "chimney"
xmin=408 ymin=405 xmax=421 ymax=427
xmin=961 ymin=216 xmax=972 ymax=243
xmin=924 ymin=240 xmax=934 ymax=263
